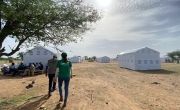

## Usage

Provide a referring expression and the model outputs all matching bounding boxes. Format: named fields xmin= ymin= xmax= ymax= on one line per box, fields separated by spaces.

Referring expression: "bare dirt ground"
xmin=0 ymin=62 xmax=180 ymax=110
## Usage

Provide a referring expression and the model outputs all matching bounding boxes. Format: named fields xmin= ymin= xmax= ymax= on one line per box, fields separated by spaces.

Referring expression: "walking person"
xmin=54 ymin=52 xmax=72 ymax=107
xmin=46 ymin=55 xmax=58 ymax=97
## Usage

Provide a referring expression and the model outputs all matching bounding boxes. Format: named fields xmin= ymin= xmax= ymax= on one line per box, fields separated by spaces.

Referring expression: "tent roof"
xmin=71 ymin=56 xmax=81 ymax=58
xmin=23 ymin=46 xmax=57 ymax=55
xmin=102 ymin=56 xmax=110 ymax=58
xmin=98 ymin=56 xmax=110 ymax=59
xmin=119 ymin=47 xmax=159 ymax=55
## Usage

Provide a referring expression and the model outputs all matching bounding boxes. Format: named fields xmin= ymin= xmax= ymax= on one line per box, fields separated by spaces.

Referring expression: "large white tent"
xmin=117 ymin=47 xmax=160 ymax=70
xmin=23 ymin=46 xmax=56 ymax=68
xmin=97 ymin=56 xmax=110 ymax=63
xmin=69 ymin=56 xmax=82 ymax=63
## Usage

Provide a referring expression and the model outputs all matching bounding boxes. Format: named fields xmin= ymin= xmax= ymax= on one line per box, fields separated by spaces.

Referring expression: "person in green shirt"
xmin=54 ymin=52 xmax=72 ymax=107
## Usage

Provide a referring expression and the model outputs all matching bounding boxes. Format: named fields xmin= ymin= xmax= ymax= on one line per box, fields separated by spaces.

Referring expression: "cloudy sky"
xmin=3 ymin=0 xmax=180 ymax=58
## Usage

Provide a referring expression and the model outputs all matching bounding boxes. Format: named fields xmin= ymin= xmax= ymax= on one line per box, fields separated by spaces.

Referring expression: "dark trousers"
xmin=48 ymin=74 xmax=56 ymax=93
xmin=58 ymin=77 xmax=70 ymax=103
xmin=9 ymin=69 xmax=18 ymax=76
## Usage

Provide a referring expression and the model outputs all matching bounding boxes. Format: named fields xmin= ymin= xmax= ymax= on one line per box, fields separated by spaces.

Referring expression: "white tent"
xmin=97 ymin=56 xmax=110 ymax=63
xmin=69 ymin=56 xmax=82 ymax=63
xmin=23 ymin=46 xmax=56 ymax=69
xmin=117 ymin=47 xmax=160 ymax=70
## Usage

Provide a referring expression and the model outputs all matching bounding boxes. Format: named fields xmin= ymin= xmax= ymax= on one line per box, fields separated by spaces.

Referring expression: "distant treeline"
xmin=0 ymin=57 xmax=20 ymax=63
xmin=167 ymin=50 xmax=180 ymax=63
xmin=84 ymin=56 xmax=96 ymax=62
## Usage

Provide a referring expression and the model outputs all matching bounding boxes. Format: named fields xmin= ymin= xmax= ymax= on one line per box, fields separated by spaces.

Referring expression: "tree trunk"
xmin=0 ymin=36 xmax=28 ymax=57
xmin=0 ymin=9 xmax=1 ymax=31
xmin=0 ymin=20 xmax=14 ymax=50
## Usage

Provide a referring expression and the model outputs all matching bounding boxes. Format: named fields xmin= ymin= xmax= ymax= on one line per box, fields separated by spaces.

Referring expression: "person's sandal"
xmin=63 ymin=103 xmax=66 ymax=107
xmin=48 ymin=92 xmax=52 ymax=97
xmin=59 ymin=97 xmax=63 ymax=102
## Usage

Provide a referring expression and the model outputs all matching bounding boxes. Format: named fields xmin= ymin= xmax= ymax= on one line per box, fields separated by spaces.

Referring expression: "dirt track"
xmin=0 ymin=62 xmax=180 ymax=110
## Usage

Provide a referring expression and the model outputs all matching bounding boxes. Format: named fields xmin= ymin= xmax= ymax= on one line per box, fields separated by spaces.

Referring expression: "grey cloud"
xmin=111 ymin=0 xmax=180 ymax=38
xmin=110 ymin=0 xmax=162 ymax=15
xmin=86 ymin=39 xmax=157 ymax=53
xmin=64 ymin=0 xmax=180 ymax=57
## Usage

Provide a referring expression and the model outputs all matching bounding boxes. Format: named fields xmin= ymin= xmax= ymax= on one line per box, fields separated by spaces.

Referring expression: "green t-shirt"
xmin=57 ymin=60 xmax=72 ymax=78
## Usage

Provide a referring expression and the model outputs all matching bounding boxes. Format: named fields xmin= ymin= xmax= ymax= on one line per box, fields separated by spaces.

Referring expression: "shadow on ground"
xmin=120 ymin=67 xmax=176 ymax=75
xmin=15 ymin=94 xmax=49 ymax=110
xmin=53 ymin=103 xmax=65 ymax=110
xmin=0 ymin=74 xmax=41 ymax=80
xmin=137 ymin=69 xmax=176 ymax=75
xmin=0 ymin=75 xmax=23 ymax=80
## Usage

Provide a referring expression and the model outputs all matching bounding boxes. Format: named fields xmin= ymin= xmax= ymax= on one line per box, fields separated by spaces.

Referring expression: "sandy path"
xmin=40 ymin=62 xmax=180 ymax=110
xmin=0 ymin=62 xmax=180 ymax=110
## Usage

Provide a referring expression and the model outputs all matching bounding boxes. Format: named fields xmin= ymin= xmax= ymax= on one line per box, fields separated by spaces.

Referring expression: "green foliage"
xmin=88 ymin=57 xmax=96 ymax=62
xmin=92 ymin=56 xmax=96 ymax=61
xmin=84 ymin=56 xmax=88 ymax=60
xmin=17 ymin=52 xmax=23 ymax=60
xmin=167 ymin=50 xmax=180 ymax=63
xmin=0 ymin=0 xmax=101 ymax=56
xmin=0 ymin=94 xmax=33 ymax=109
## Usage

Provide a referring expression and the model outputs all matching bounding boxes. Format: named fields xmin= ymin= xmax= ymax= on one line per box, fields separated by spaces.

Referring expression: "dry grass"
xmin=0 ymin=59 xmax=21 ymax=65
xmin=161 ymin=63 xmax=180 ymax=74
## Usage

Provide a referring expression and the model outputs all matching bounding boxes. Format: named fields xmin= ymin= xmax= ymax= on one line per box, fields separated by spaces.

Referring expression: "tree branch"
xmin=0 ymin=37 xmax=28 ymax=57
xmin=0 ymin=22 xmax=49 ymax=57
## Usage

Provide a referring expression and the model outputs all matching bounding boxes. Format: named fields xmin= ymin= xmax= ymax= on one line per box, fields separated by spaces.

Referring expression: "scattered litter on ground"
xmin=32 ymin=80 xmax=35 ymax=84
xmin=26 ymin=84 xmax=33 ymax=89
xmin=151 ymin=82 xmax=160 ymax=85
xmin=72 ymin=74 xmax=76 ymax=77
xmin=26 ymin=80 xmax=36 ymax=89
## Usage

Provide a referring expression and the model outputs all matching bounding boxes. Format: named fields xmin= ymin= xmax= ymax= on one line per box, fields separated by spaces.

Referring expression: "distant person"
xmin=1 ymin=64 xmax=9 ymax=75
xmin=9 ymin=62 xmax=17 ymax=76
xmin=54 ymin=52 xmax=72 ymax=107
xmin=46 ymin=55 xmax=58 ymax=97
xmin=35 ymin=63 xmax=39 ymax=70
xmin=28 ymin=63 xmax=32 ymax=68
xmin=18 ymin=62 xmax=25 ymax=70
xmin=17 ymin=62 xmax=25 ymax=75
xmin=39 ymin=62 xmax=44 ymax=70
xmin=33 ymin=63 xmax=36 ymax=68
xmin=29 ymin=63 xmax=35 ymax=76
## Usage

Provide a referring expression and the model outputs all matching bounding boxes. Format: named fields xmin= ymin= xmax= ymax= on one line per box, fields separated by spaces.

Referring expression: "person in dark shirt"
xmin=18 ymin=62 xmax=25 ymax=70
xmin=35 ymin=63 xmax=39 ymax=70
xmin=46 ymin=55 xmax=58 ymax=97
xmin=9 ymin=62 xmax=17 ymax=76
xmin=39 ymin=62 xmax=44 ymax=70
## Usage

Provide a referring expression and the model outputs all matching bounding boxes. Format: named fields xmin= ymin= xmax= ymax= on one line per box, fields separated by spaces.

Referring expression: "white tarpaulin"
xmin=97 ymin=56 xmax=110 ymax=63
xmin=23 ymin=46 xmax=56 ymax=68
xmin=117 ymin=47 xmax=160 ymax=70
xmin=69 ymin=56 xmax=82 ymax=63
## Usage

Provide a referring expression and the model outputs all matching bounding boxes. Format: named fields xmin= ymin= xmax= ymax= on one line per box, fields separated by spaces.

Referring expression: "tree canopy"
xmin=0 ymin=0 xmax=100 ymax=57
xmin=167 ymin=50 xmax=180 ymax=63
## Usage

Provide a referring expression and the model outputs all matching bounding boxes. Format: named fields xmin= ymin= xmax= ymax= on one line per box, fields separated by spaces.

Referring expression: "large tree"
xmin=0 ymin=0 xmax=100 ymax=57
